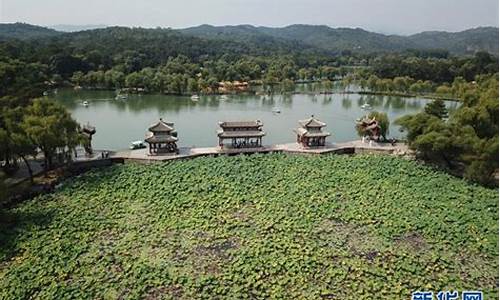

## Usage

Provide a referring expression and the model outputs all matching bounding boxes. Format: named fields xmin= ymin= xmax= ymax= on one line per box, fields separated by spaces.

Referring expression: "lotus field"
xmin=0 ymin=154 xmax=498 ymax=299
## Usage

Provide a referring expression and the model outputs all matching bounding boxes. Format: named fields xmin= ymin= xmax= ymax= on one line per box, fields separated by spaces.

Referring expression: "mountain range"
xmin=0 ymin=22 xmax=497 ymax=55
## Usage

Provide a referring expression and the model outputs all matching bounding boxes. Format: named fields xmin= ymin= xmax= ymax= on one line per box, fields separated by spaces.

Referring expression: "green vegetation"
xmin=180 ymin=25 xmax=499 ymax=55
xmin=0 ymin=97 xmax=81 ymax=180
xmin=355 ymin=111 xmax=390 ymax=141
xmin=0 ymin=23 xmax=497 ymax=187
xmin=346 ymin=51 xmax=498 ymax=100
xmin=0 ymin=23 xmax=61 ymax=40
xmin=0 ymin=24 xmax=497 ymax=96
xmin=396 ymin=74 xmax=498 ymax=186
xmin=0 ymin=154 xmax=497 ymax=299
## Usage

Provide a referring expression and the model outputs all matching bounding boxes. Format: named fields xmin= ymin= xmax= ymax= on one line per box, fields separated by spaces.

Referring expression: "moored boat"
xmin=130 ymin=140 xmax=146 ymax=150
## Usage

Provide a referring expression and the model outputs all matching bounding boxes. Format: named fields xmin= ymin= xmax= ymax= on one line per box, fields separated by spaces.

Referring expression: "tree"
xmin=280 ymin=79 xmax=295 ymax=94
xmin=187 ymin=78 xmax=199 ymax=94
xmin=356 ymin=111 xmax=390 ymax=141
xmin=2 ymin=107 xmax=37 ymax=183
xmin=22 ymin=99 xmax=81 ymax=171
xmin=71 ymin=71 xmax=85 ymax=86
xmin=369 ymin=111 xmax=389 ymax=140
xmin=321 ymin=80 xmax=334 ymax=92
xmin=424 ymin=99 xmax=448 ymax=119
xmin=396 ymin=73 xmax=498 ymax=186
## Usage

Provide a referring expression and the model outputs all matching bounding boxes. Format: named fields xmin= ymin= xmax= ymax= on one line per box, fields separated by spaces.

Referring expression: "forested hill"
xmin=0 ymin=24 xmax=330 ymax=62
xmin=0 ymin=22 xmax=497 ymax=56
xmin=181 ymin=24 xmax=414 ymax=53
xmin=0 ymin=23 xmax=61 ymax=40
xmin=181 ymin=24 xmax=499 ymax=55
xmin=408 ymin=27 xmax=499 ymax=55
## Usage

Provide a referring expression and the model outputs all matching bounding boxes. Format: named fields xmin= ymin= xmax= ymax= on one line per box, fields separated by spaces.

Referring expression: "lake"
xmin=49 ymin=88 xmax=459 ymax=150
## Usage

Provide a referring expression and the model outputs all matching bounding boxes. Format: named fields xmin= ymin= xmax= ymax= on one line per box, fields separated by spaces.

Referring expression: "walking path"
xmin=112 ymin=140 xmax=410 ymax=162
xmin=5 ymin=149 xmax=111 ymax=186
xmin=5 ymin=141 xmax=410 ymax=187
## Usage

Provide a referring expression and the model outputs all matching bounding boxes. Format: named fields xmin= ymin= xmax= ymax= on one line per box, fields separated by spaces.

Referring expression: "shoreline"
xmin=3 ymin=140 xmax=411 ymax=206
xmin=112 ymin=140 xmax=410 ymax=162
xmin=52 ymin=84 xmax=461 ymax=102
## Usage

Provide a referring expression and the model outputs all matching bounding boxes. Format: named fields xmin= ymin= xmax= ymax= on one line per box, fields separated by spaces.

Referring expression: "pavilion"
xmin=294 ymin=115 xmax=331 ymax=147
xmin=81 ymin=123 xmax=96 ymax=155
xmin=145 ymin=118 xmax=178 ymax=154
xmin=356 ymin=116 xmax=381 ymax=140
xmin=217 ymin=120 xmax=265 ymax=148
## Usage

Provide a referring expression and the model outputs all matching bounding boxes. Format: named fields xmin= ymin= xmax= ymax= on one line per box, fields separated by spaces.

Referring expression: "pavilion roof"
xmin=294 ymin=127 xmax=330 ymax=138
xmin=145 ymin=132 xmax=178 ymax=143
xmin=148 ymin=118 xmax=175 ymax=132
xmin=298 ymin=116 xmax=326 ymax=128
xmin=219 ymin=120 xmax=263 ymax=129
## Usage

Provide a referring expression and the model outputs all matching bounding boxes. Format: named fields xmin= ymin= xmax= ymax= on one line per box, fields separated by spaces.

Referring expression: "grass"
xmin=0 ymin=154 xmax=497 ymax=299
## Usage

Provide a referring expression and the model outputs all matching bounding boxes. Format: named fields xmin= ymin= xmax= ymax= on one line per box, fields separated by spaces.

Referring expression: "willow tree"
xmin=22 ymin=99 xmax=81 ymax=171
xmin=1 ymin=107 xmax=38 ymax=182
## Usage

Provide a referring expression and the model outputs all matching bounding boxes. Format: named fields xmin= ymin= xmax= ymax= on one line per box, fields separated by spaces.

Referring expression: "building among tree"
xmin=81 ymin=123 xmax=96 ymax=155
xmin=145 ymin=118 xmax=178 ymax=154
xmin=356 ymin=116 xmax=381 ymax=140
xmin=294 ymin=116 xmax=331 ymax=147
xmin=218 ymin=81 xmax=249 ymax=93
xmin=217 ymin=120 xmax=265 ymax=148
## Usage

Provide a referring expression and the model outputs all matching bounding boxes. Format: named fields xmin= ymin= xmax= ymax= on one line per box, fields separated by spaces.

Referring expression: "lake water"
xmin=50 ymin=88 xmax=459 ymax=150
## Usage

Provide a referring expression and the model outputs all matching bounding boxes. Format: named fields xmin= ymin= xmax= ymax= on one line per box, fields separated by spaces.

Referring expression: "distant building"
xmin=145 ymin=118 xmax=178 ymax=154
xmin=294 ymin=116 xmax=330 ymax=147
xmin=217 ymin=120 xmax=265 ymax=148
xmin=218 ymin=81 xmax=249 ymax=93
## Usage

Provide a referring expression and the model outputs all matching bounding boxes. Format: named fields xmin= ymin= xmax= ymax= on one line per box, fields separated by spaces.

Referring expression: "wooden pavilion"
xmin=145 ymin=118 xmax=178 ymax=154
xmin=294 ymin=115 xmax=331 ymax=147
xmin=217 ymin=120 xmax=265 ymax=148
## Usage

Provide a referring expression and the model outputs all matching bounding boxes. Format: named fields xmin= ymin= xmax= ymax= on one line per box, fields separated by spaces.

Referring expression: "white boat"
xmin=191 ymin=95 xmax=200 ymax=101
xmin=272 ymin=107 xmax=281 ymax=113
xmin=82 ymin=100 xmax=89 ymax=107
xmin=130 ymin=140 xmax=146 ymax=150
xmin=115 ymin=94 xmax=128 ymax=100
xmin=361 ymin=103 xmax=372 ymax=110
xmin=220 ymin=95 xmax=228 ymax=101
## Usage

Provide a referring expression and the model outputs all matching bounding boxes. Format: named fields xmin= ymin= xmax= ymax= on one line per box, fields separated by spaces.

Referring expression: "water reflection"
xmin=341 ymin=97 xmax=352 ymax=109
xmin=51 ymin=88 xmax=459 ymax=150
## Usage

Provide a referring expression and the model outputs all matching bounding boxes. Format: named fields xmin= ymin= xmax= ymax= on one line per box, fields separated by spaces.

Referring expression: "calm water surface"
xmin=50 ymin=88 xmax=459 ymax=150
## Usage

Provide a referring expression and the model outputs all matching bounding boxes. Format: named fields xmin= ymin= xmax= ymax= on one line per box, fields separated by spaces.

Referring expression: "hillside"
xmin=181 ymin=24 xmax=415 ymax=53
xmin=409 ymin=27 xmax=499 ymax=55
xmin=0 ymin=25 xmax=331 ymax=64
xmin=181 ymin=24 xmax=499 ymax=55
xmin=0 ymin=22 xmax=61 ymax=40
xmin=0 ymin=154 xmax=497 ymax=298
xmin=0 ymin=23 xmax=497 ymax=55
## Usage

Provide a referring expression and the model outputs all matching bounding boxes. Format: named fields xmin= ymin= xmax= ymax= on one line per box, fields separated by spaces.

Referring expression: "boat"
xmin=130 ymin=140 xmax=146 ymax=150
xmin=272 ymin=107 xmax=281 ymax=113
xmin=191 ymin=95 xmax=200 ymax=101
xmin=220 ymin=95 xmax=228 ymax=101
xmin=82 ymin=100 xmax=89 ymax=107
xmin=115 ymin=94 xmax=128 ymax=100
xmin=361 ymin=103 xmax=372 ymax=110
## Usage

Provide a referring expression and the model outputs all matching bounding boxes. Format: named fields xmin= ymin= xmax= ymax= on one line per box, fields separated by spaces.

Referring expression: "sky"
xmin=0 ymin=0 xmax=498 ymax=35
